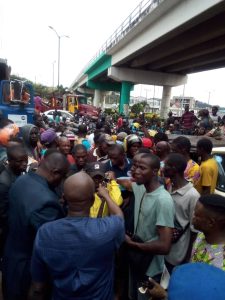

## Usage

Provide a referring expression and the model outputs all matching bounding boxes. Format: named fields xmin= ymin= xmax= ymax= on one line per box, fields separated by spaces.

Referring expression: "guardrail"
xmin=73 ymin=0 xmax=164 ymax=86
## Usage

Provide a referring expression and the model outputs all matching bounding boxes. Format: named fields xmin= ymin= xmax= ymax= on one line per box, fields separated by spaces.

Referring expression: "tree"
xmin=131 ymin=101 xmax=148 ymax=115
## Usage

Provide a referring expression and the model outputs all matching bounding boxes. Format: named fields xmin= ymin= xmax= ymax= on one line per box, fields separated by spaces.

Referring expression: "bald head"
xmin=64 ymin=172 xmax=95 ymax=214
xmin=156 ymin=141 xmax=171 ymax=159
xmin=58 ymin=136 xmax=71 ymax=155
xmin=42 ymin=150 xmax=69 ymax=171
xmin=38 ymin=150 xmax=69 ymax=187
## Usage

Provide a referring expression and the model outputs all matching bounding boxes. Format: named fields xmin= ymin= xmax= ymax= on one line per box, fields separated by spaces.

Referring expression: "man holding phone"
xmin=86 ymin=162 xmax=123 ymax=218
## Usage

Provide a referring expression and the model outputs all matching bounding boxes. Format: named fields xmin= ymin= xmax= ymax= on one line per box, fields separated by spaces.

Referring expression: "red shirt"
xmin=181 ymin=112 xmax=195 ymax=129
xmin=117 ymin=117 xmax=123 ymax=128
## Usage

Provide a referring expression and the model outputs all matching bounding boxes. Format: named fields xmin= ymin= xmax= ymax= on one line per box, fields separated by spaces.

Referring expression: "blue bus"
xmin=0 ymin=60 xmax=35 ymax=126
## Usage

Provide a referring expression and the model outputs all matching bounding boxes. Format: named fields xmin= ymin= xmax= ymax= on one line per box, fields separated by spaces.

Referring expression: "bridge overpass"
xmin=70 ymin=0 xmax=225 ymax=117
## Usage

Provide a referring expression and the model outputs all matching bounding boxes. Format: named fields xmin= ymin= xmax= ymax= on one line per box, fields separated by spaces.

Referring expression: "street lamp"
xmin=52 ymin=60 xmax=56 ymax=91
xmin=48 ymin=26 xmax=69 ymax=89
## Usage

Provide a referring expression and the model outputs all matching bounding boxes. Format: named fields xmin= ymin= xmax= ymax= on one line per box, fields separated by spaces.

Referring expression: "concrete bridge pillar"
xmin=93 ymin=90 xmax=103 ymax=107
xmin=160 ymin=86 xmax=172 ymax=119
xmin=119 ymin=81 xmax=132 ymax=116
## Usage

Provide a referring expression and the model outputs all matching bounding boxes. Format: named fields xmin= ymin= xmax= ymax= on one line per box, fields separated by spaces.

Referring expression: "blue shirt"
xmin=105 ymin=158 xmax=132 ymax=179
xmin=31 ymin=215 xmax=125 ymax=300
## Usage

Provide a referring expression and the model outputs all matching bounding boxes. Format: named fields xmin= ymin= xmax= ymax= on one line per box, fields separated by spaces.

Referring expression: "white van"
xmin=212 ymin=147 xmax=225 ymax=196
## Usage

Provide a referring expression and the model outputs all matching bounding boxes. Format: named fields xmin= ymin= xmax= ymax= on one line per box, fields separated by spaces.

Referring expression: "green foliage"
xmin=131 ymin=101 xmax=147 ymax=115
xmin=10 ymin=74 xmax=67 ymax=98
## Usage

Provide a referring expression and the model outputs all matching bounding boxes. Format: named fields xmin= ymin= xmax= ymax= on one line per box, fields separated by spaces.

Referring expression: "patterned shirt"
xmin=184 ymin=159 xmax=200 ymax=186
xmin=191 ymin=232 xmax=225 ymax=271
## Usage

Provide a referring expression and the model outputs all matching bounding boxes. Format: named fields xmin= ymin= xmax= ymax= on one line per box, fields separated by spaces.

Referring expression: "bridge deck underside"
xmin=119 ymin=4 xmax=225 ymax=75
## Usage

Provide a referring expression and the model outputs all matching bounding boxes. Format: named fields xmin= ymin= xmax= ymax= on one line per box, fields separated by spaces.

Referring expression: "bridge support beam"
xmin=119 ymin=81 xmax=132 ymax=116
xmin=108 ymin=67 xmax=187 ymax=86
xmin=160 ymin=86 xmax=172 ymax=119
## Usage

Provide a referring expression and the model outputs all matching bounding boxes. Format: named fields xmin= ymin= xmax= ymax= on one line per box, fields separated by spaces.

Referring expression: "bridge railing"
xmin=73 ymin=0 xmax=163 ymax=86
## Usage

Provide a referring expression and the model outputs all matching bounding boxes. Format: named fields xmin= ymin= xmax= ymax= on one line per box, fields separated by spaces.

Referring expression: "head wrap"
xmin=40 ymin=129 xmax=57 ymax=144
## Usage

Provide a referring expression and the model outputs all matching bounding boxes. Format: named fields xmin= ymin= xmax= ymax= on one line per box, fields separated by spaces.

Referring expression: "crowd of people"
xmin=165 ymin=105 xmax=225 ymax=137
xmin=0 ymin=106 xmax=224 ymax=300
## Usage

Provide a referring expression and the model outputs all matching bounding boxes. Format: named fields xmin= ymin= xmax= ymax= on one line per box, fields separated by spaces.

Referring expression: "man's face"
xmin=59 ymin=140 xmax=71 ymax=155
xmin=129 ymin=143 xmax=141 ymax=158
xmin=133 ymin=156 xmax=154 ymax=185
xmin=185 ymin=105 xmax=189 ymax=112
xmin=49 ymin=166 xmax=69 ymax=187
xmin=155 ymin=142 xmax=169 ymax=158
xmin=74 ymin=149 xmax=87 ymax=168
xmin=92 ymin=174 xmax=105 ymax=190
xmin=171 ymin=143 xmax=182 ymax=155
xmin=212 ymin=107 xmax=217 ymax=116
xmin=9 ymin=153 xmax=28 ymax=174
xmin=98 ymin=141 xmax=108 ymax=156
xmin=192 ymin=201 xmax=211 ymax=233
xmin=131 ymin=153 xmax=141 ymax=178
xmin=163 ymin=159 xmax=175 ymax=179
xmin=29 ymin=127 xmax=39 ymax=144
xmin=109 ymin=150 xmax=124 ymax=167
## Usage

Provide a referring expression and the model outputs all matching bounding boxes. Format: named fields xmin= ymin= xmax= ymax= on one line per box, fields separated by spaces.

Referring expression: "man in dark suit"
xmin=2 ymin=150 xmax=69 ymax=300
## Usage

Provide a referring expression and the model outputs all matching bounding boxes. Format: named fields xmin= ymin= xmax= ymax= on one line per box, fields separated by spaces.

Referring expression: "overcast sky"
xmin=1 ymin=0 xmax=225 ymax=106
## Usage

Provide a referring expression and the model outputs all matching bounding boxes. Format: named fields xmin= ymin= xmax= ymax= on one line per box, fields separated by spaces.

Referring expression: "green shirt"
xmin=132 ymin=184 xmax=175 ymax=277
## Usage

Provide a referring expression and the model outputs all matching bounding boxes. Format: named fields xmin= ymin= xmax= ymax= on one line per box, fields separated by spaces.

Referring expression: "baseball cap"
xmin=86 ymin=162 xmax=106 ymax=178
xmin=168 ymin=263 xmax=225 ymax=300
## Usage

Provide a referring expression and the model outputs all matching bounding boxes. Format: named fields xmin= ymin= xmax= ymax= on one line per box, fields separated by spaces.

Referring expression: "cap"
xmin=104 ymin=134 xmax=115 ymax=145
xmin=86 ymin=162 xmax=106 ymax=178
xmin=168 ymin=263 xmax=225 ymax=300
xmin=64 ymin=131 xmax=75 ymax=141
xmin=117 ymin=132 xmax=128 ymax=140
xmin=199 ymin=194 xmax=225 ymax=210
xmin=40 ymin=129 xmax=57 ymax=144
xmin=142 ymin=137 xmax=153 ymax=148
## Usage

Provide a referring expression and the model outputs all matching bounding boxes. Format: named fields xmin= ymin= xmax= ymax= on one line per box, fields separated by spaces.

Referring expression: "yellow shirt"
xmin=196 ymin=158 xmax=218 ymax=194
xmin=90 ymin=180 xmax=123 ymax=218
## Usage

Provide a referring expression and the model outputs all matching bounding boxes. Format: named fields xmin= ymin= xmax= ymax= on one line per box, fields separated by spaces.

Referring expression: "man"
xmin=191 ymin=194 xmax=225 ymax=270
xmin=164 ymin=153 xmax=199 ymax=271
xmin=58 ymin=136 xmax=75 ymax=164
xmin=195 ymin=138 xmax=218 ymax=195
xmin=171 ymin=136 xmax=200 ymax=186
xmin=86 ymin=161 xmax=123 ymax=217
xmin=180 ymin=105 xmax=195 ymax=134
xmin=20 ymin=124 xmax=39 ymax=161
xmin=71 ymin=144 xmax=88 ymax=174
xmin=75 ymin=124 xmax=91 ymax=150
xmin=166 ymin=111 xmax=175 ymax=128
xmin=105 ymin=144 xmax=132 ymax=178
xmin=29 ymin=172 xmax=125 ymax=300
xmin=2 ymin=150 xmax=69 ymax=300
xmin=117 ymin=114 xmax=123 ymax=129
xmin=0 ymin=146 xmax=28 ymax=256
xmin=40 ymin=128 xmax=58 ymax=157
xmin=155 ymin=141 xmax=170 ymax=166
xmin=210 ymin=105 xmax=221 ymax=125
xmin=124 ymin=153 xmax=174 ymax=300
xmin=88 ymin=134 xmax=114 ymax=163
xmin=117 ymin=119 xmax=131 ymax=135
